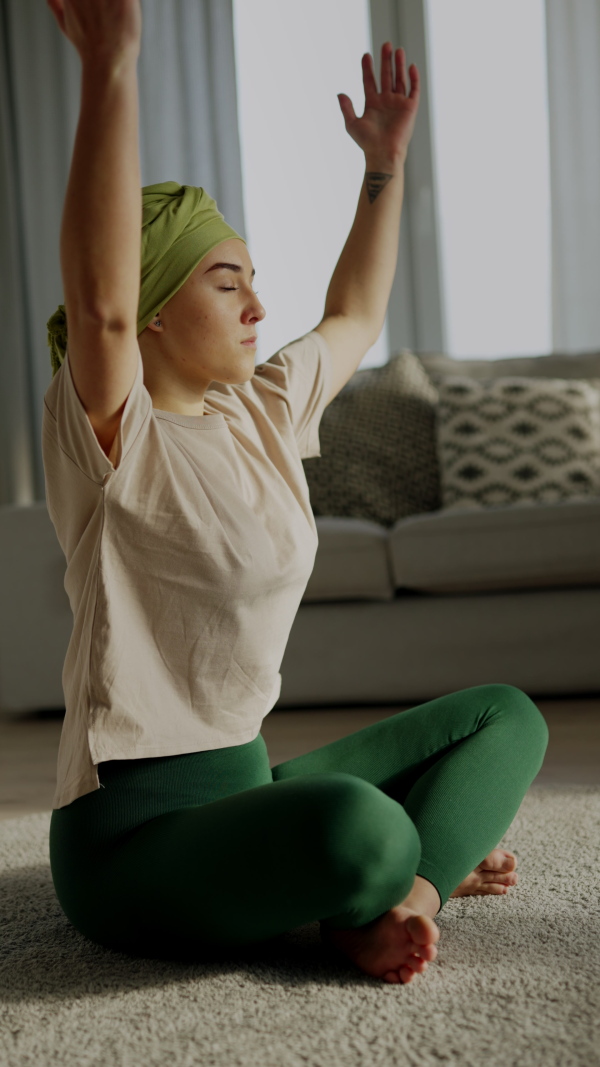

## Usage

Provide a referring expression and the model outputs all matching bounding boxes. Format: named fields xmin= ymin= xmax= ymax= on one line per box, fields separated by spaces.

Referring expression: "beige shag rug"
xmin=1 ymin=784 xmax=599 ymax=1067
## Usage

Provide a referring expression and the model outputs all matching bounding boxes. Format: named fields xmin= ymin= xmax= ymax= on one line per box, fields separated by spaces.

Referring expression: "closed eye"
xmin=221 ymin=287 xmax=260 ymax=294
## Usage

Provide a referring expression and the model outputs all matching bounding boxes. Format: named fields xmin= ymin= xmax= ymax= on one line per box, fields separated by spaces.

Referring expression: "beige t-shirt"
xmin=42 ymin=329 xmax=333 ymax=809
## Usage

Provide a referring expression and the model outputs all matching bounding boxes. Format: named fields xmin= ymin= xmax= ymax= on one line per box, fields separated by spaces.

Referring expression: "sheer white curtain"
xmin=372 ymin=0 xmax=600 ymax=362
xmin=424 ymin=0 xmax=552 ymax=360
xmin=545 ymin=0 xmax=600 ymax=355
xmin=0 ymin=0 xmax=245 ymax=507
xmin=233 ymin=0 xmax=389 ymax=371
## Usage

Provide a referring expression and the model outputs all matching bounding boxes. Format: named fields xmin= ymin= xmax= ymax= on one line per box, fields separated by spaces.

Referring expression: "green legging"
xmin=49 ymin=684 xmax=548 ymax=961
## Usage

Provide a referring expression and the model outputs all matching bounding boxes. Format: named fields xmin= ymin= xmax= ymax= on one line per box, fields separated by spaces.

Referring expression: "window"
xmin=425 ymin=0 xmax=552 ymax=358
xmin=233 ymin=0 xmax=388 ymax=368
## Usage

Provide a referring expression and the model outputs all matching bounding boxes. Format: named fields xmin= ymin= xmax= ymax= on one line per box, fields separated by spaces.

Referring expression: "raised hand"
xmin=337 ymin=42 xmax=420 ymax=163
xmin=46 ymin=0 xmax=142 ymax=62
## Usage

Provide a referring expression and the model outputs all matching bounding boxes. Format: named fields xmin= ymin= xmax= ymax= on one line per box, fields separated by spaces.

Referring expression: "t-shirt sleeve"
xmin=42 ymin=342 xmax=152 ymax=482
xmin=251 ymin=329 xmax=333 ymax=459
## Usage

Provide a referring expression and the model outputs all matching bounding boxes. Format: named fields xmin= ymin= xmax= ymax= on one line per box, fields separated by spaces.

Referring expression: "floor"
xmin=0 ymin=697 xmax=598 ymax=820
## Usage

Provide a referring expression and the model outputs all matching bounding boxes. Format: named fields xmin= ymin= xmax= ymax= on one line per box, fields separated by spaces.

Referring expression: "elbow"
xmin=63 ymin=298 xmax=136 ymax=334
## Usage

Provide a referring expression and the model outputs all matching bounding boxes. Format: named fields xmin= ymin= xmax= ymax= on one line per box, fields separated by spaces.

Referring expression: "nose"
xmin=252 ymin=297 xmax=266 ymax=322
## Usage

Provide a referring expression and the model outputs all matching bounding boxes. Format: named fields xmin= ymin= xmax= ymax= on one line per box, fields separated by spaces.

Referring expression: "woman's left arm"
xmin=314 ymin=42 xmax=420 ymax=404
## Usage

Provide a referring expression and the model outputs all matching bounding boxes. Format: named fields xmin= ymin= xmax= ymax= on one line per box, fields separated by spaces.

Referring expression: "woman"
xmin=43 ymin=0 xmax=548 ymax=986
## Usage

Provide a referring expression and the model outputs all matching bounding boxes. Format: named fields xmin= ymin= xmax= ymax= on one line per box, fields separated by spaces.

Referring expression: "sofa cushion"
xmin=302 ymin=350 xmax=441 ymax=528
xmin=302 ymin=517 xmax=394 ymax=601
xmin=389 ymin=498 xmax=600 ymax=593
xmin=435 ymin=376 xmax=600 ymax=509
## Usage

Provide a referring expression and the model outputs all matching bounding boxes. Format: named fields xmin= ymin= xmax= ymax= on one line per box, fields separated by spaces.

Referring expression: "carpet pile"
xmin=1 ymin=784 xmax=599 ymax=1066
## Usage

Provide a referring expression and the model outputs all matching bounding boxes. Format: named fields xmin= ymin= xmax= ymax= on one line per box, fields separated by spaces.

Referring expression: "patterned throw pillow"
xmin=302 ymin=350 xmax=441 ymax=527
xmin=436 ymin=376 xmax=600 ymax=509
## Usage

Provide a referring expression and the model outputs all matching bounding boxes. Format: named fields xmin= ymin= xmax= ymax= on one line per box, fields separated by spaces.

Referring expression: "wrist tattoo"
xmin=365 ymin=172 xmax=393 ymax=204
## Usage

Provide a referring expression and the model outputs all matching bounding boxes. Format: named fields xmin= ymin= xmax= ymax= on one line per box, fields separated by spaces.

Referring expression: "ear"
xmin=147 ymin=312 xmax=164 ymax=333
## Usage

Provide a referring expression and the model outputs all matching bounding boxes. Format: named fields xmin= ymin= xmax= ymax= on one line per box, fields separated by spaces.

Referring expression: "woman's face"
xmin=138 ymin=238 xmax=266 ymax=415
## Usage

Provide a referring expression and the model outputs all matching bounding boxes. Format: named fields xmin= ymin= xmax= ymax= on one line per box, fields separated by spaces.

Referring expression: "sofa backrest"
xmin=411 ymin=348 xmax=600 ymax=382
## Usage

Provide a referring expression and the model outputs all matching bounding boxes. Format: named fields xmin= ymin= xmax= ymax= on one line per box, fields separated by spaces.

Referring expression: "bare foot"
xmin=321 ymin=904 xmax=440 ymax=985
xmin=449 ymin=848 xmax=518 ymax=898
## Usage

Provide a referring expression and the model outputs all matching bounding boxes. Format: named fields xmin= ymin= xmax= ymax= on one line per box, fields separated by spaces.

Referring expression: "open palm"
xmin=338 ymin=42 xmax=420 ymax=162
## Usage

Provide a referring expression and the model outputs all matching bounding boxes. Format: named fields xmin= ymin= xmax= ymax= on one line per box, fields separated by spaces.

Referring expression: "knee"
xmin=308 ymin=773 xmax=421 ymax=901
xmin=479 ymin=683 xmax=549 ymax=760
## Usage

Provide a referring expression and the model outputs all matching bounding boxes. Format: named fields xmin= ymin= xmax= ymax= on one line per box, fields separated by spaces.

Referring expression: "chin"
xmin=233 ymin=360 xmax=256 ymax=385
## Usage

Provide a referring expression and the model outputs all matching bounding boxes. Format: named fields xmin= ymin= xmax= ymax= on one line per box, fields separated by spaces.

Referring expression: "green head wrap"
xmin=46 ymin=181 xmax=246 ymax=378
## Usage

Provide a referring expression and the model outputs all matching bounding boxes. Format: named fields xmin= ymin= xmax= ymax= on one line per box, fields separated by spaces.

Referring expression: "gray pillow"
xmin=302 ymin=350 xmax=441 ymax=528
xmin=435 ymin=375 xmax=600 ymax=509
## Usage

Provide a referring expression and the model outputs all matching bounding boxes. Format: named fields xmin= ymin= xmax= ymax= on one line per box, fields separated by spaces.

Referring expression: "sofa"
xmin=1 ymin=348 xmax=599 ymax=714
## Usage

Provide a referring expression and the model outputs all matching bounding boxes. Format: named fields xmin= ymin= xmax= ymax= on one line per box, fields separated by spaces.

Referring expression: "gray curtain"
xmin=545 ymin=0 xmax=600 ymax=355
xmin=0 ymin=0 xmax=245 ymax=507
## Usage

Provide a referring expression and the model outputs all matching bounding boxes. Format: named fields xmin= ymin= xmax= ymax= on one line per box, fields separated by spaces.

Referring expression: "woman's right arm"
xmin=62 ymin=55 xmax=141 ymax=330
xmin=48 ymin=0 xmax=143 ymax=457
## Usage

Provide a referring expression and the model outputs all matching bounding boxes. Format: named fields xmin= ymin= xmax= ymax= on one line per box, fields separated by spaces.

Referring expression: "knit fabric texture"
xmin=302 ymin=349 xmax=441 ymax=528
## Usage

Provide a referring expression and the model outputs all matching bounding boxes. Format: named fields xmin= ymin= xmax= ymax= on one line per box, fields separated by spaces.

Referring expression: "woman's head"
xmin=46 ymin=183 xmax=264 ymax=398
xmin=138 ymin=237 xmax=266 ymax=413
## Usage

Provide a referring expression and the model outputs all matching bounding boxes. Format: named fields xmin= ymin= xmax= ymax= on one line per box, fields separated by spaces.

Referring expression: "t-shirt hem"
xmin=91 ymin=726 xmax=264 ymax=764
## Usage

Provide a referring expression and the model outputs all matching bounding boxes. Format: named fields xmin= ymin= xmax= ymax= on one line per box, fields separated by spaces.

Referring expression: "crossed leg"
xmin=271 ymin=683 xmax=548 ymax=982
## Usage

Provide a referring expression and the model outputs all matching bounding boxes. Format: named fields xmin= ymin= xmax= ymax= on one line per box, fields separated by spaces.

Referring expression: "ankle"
xmin=401 ymin=875 xmax=441 ymax=917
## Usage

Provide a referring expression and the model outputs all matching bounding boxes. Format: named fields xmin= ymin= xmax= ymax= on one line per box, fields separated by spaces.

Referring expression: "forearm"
xmin=323 ymin=152 xmax=406 ymax=340
xmin=60 ymin=53 xmax=141 ymax=328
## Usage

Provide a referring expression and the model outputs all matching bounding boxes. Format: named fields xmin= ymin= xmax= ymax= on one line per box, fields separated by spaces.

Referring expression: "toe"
xmin=407 ymin=955 xmax=428 ymax=973
xmin=482 ymin=848 xmax=517 ymax=873
xmin=406 ymin=914 xmax=440 ymax=946
xmin=413 ymin=942 xmax=438 ymax=962
xmin=499 ymin=849 xmax=518 ymax=871
xmin=483 ymin=870 xmax=518 ymax=886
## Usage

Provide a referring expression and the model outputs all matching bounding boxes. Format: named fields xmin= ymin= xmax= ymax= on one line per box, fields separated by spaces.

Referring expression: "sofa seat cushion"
xmin=302 ymin=517 xmax=394 ymax=601
xmin=389 ymin=498 xmax=600 ymax=593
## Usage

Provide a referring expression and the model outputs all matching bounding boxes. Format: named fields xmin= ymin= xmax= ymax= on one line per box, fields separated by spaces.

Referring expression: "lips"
xmin=242 ymin=337 xmax=257 ymax=345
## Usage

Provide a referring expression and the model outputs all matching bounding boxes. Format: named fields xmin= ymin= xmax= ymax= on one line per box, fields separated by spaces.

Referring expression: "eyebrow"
xmin=205 ymin=262 xmax=256 ymax=278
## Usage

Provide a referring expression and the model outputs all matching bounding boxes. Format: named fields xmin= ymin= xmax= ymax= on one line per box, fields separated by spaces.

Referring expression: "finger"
xmin=337 ymin=93 xmax=357 ymax=124
xmin=46 ymin=0 xmax=67 ymax=35
xmin=362 ymin=52 xmax=379 ymax=101
xmin=408 ymin=61 xmax=420 ymax=100
xmin=395 ymin=46 xmax=406 ymax=94
xmin=380 ymin=40 xmax=393 ymax=94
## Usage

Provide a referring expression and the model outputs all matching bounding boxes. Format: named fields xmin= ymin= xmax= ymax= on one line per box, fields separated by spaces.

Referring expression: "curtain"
xmin=2 ymin=0 xmax=597 ymax=506
xmin=545 ymin=0 xmax=600 ymax=355
xmin=0 ymin=0 xmax=245 ymax=507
